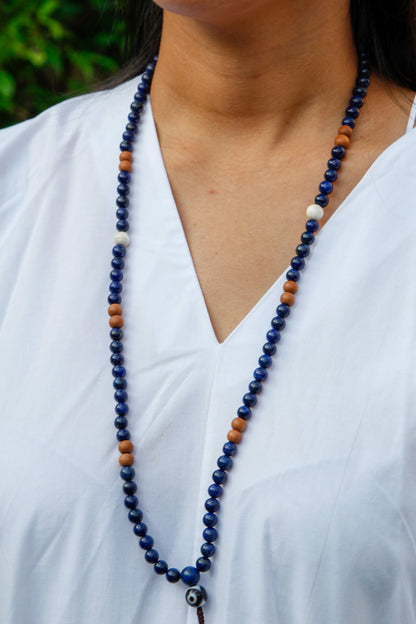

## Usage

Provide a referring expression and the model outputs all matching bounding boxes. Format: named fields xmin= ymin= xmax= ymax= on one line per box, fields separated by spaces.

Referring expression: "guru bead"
xmin=185 ymin=585 xmax=208 ymax=608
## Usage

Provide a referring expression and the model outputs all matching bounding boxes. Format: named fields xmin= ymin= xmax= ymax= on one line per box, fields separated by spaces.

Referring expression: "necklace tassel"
xmin=197 ymin=607 xmax=205 ymax=624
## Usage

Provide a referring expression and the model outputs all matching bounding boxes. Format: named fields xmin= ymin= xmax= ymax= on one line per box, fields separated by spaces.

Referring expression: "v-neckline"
xmin=143 ymin=97 xmax=416 ymax=348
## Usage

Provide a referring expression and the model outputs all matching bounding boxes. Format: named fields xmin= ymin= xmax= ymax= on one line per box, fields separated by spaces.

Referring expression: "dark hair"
xmin=115 ymin=0 xmax=416 ymax=90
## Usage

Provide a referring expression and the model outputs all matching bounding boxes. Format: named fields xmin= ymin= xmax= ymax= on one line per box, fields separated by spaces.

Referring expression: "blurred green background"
xmin=0 ymin=0 xmax=126 ymax=128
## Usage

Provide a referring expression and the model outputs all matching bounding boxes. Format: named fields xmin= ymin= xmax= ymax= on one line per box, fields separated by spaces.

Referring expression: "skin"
xmin=150 ymin=0 xmax=414 ymax=343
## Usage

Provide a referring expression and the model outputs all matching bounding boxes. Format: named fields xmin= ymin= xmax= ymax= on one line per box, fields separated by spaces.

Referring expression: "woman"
xmin=1 ymin=0 xmax=416 ymax=622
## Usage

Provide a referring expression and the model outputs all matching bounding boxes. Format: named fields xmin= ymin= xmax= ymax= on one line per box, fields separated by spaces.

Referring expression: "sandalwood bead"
xmin=119 ymin=440 xmax=134 ymax=454
xmin=338 ymin=124 xmax=353 ymax=138
xmin=334 ymin=134 xmax=350 ymax=149
xmin=227 ymin=429 xmax=242 ymax=444
xmin=119 ymin=453 xmax=134 ymax=466
xmin=283 ymin=280 xmax=298 ymax=294
xmin=280 ymin=292 xmax=296 ymax=306
xmin=108 ymin=303 xmax=123 ymax=316
xmin=119 ymin=150 xmax=133 ymax=162
xmin=109 ymin=315 xmax=124 ymax=328
xmin=119 ymin=160 xmax=133 ymax=173
xmin=231 ymin=417 xmax=247 ymax=432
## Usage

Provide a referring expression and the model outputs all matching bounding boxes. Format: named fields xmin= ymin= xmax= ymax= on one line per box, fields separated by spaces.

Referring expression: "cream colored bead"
xmin=114 ymin=232 xmax=130 ymax=247
xmin=306 ymin=203 xmax=324 ymax=220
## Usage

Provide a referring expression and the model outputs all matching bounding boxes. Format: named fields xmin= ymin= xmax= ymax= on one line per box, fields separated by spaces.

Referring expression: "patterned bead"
xmin=212 ymin=470 xmax=226 ymax=484
xmin=248 ymin=379 xmax=262 ymax=394
xmin=223 ymin=442 xmax=237 ymax=456
xmin=117 ymin=429 xmax=130 ymax=441
xmin=120 ymin=466 xmax=135 ymax=481
xmin=243 ymin=392 xmax=257 ymax=407
xmin=203 ymin=513 xmax=217 ymax=527
xmin=123 ymin=481 xmax=137 ymax=495
xmin=202 ymin=528 xmax=218 ymax=542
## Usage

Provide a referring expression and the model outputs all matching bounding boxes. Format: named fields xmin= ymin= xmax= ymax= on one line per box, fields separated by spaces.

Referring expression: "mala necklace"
xmin=107 ymin=54 xmax=371 ymax=623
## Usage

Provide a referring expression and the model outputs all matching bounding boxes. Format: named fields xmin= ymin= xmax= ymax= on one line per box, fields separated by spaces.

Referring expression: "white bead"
xmin=114 ymin=232 xmax=130 ymax=247
xmin=306 ymin=203 xmax=324 ymax=220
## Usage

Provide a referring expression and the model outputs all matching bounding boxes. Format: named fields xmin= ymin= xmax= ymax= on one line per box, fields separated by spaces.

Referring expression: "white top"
xmin=1 ymin=79 xmax=416 ymax=624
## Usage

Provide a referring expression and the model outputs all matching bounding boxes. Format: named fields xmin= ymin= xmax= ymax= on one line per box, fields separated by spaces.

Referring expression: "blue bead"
xmin=128 ymin=110 xmax=140 ymax=122
xmin=196 ymin=557 xmax=211 ymax=572
xmin=243 ymin=392 xmax=257 ymax=407
xmin=327 ymin=157 xmax=341 ymax=170
xmin=142 ymin=71 xmax=152 ymax=83
xmin=237 ymin=405 xmax=251 ymax=420
xmin=277 ymin=303 xmax=291 ymax=317
xmin=203 ymin=513 xmax=217 ymax=527
xmin=350 ymin=95 xmax=363 ymax=108
xmin=291 ymin=256 xmax=305 ymax=271
xmin=137 ymin=83 xmax=148 ymax=94
xmin=319 ymin=180 xmax=333 ymax=194
xmin=130 ymin=100 xmax=144 ymax=112
xmin=217 ymin=454 xmax=232 ymax=470
xmin=118 ymin=171 xmax=131 ymax=184
xmin=360 ymin=66 xmax=371 ymax=76
xmin=112 ymin=244 xmax=126 ymax=257
xmin=271 ymin=315 xmax=286 ymax=331
xmin=117 ymin=220 xmax=130 ymax=232
xmin=306 ymin=219 xmax=320 ymax=233
xmin=314 ymin=193 xmax=329 ymax=207
xmin=117 ymin=183 xmax=130 ymax=196
xmin=123 ymin=130 xmax=135 ymax=142
xmin=324 ymin=169 xmax=337 ymax=182
xmin=120 ymin=141 xmax=133 ymax=152
xmin=124 ymin=495 xmax=138 ymax=509
xmin=114 ymin=389 xmax=128 ymax=402
xmin=203 ymin=528 xmax=218 ymax=543
xmin=111 ymin=256 xmax=125 ymax=270
xmin=113 ymin=377 xmax=127 ymax=390
xmin=258 ymin=354 xmax=272 ymax=368
xmin=201 ymin=542 xmax=216 ymax=557
xmin=353 ymin=86 xmax=367 ymax=97
xmin=208 ymin=483 xmax=223 ymax=498
xmin=345 ymin=105 xmax=359 ymax=118
xmin=223 ymin=442 xmax=237 ymax=456
xmin=110 ymin=327 xmax=123 ymax=340
xmin=205 ymin=498 xmax=220 ymax=513
xmin=342 ymin=116 xmax=355 ymax=128
xmin=112 ymin=365 xmax=126 ymax=377
xmin=356 ymin=76 xmax=370 ymax=87
xmin=128 ymin=508 xmax=142 ymax=523
xmin=116 ymin=208 xmax=129 ymax=220
xmin=114 ymin=416 xmax=128 ymax=429
xmin=108 ymin=293 xmax=121 ymax=305
xmin=125 ymin=122 xmax=137 ymax=134
xmin=110 ymin=340 xmax=123 ymax=353
xmin=145 ymin=549 xmax=159 ymax=564
xmin=266 ymin=329 xmax=280 ymax=344
xmin=249 ymin=379 xmax=262 ymax=394
xmin=166 ymin=568 xmax=181 ymax=583
xmin=123 ymin=480 xmax=136 ymax=495
xmin=331 ymin=145 xmax=346 ymax=159
xmin=301 ymin=231 xmax=315 ymax=245
xmin=154 ymin=560 xmax=168 ymax=575
xmin=115 ymin=402 xmax=129 ymax=416
xmin=120 ymin=466 xmax=135 ymax=481
xmin=139 ymin=535 xmax=154 ymax=550
xmin=181 ymin=566 xmax=200 ymax=586
xmin=116 ymin=195 xmax=129 ymax=207
xmin=263 ymin=342 xmax=276 ymax=356
xmin=212 ymin=469 xmax=227 ymax=484
xmin=296 ymin=244 xmax=310 ymax=258
xmin=134 ymin=522 xmax=148 ymax=536
xmin=109 ymin=281 xmax=122 ymax=294
xmin=253 ymin=366 xmax=268 ymax=381
xmin=117 ymin=428 xmax=130 ymax=442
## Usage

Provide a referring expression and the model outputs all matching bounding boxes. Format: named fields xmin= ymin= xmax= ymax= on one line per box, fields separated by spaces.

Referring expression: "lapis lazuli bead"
xmin=357 ymin=76 xmax=370 ymax=87
xmin=181 ymin=566 xmax=200 ymax=586
xmin=243 ymin=392 xmax=257 ymax=407
xmin=203 ymin=513 xmax=217 ymax=527
xmin=128 ymin=508 xmax=142 ymax=523
xmin=342 ymin=116 xmax=355 ymax=128
xmin=237 ymin=405 xmax=251 ymax=419
xmin=286 ymin=268 xmax=300 ymax=282
xmin=145 ymin=549 xmax=159 ymax=564
xmin=111 ymin=257 xmax=125 ymax=271
xmin=166 ymin=568 xmax=181 ymax=583
xmin=134 ymin=522 xmax=148 ymax=536
xmin=353 ymin=86 xmax=367 ymax=97
xmin=254 ymin=366 xmax=268 ymax=381
xmin=125 ymin=122 xmax=137 ymax=134
xmin=124 ymin=495 xmax=138 ymax=509
xmin=271 ymin=316 xmax=286 ymax=333
xmin=110 ymin=281 xmax=122 ymax=294
xmin=345 ymin=105 xmax=359 ymax=118
xmin=350 ymin=95 xmax=363 ymax=108
xmin=112 ymin=244 xmax=126 ymax=257
xmin=327 ymin=157 xmax=341 ymax=170
xmin=263 ymin=342 xmax=276 ymax=356
xmin=115 ymin=416 xmax=128 ymax=429
xmin=112 ymin=365 xmax=126 ymax=377
xmin=196 ymin=557 xmax=211 ymax=572
xmin=116 ymin=208 xmax=129 ymax=220
xmin=296 ymin=244 xmax=310 ymax=258
xmin=120 ymin=141 xmax=133 ymax=152
xmin=277 ymin=303 xmax=291 ymax=317
xmin=117 ymin=220 xmax=130 ymax=232
xmin=208 ymin=483 xmax=223 ymax=498
xmin=205 ymin=498 xmax=220 ymax=513
xmin=140 ymin=535 xmax=154 ymax=550
xmin=314 ymin=193 xmax=329 ymax=207
xmin=202 ymin=528 xmax=218 ymax=543
xmin=267 ymin=328 xmax=281 ymax=344
xmin=130 ymin=101 xmax=143 ymax=113
xmin=123 ymin=480 xmax=136 ymax=495
xmin=114 ymin=389 xmax=128 ymax=402
xmin=319 ymin=180 xmax=333 ymax=194
xmin=121 ymin=466 xmax=135 ymax=481
xmin=223 ymin=442 xmax=237 ymax=456
xmin=110 ymin=329 xmax=123 ymax=342
xmin=301 ymin=231 xmax=315 ymax=245
xmin=258 ymin=354 xmax=272 ymax=368
xmin=118 ymin=171 xmax=131 ymax=184
xmin=291 ymin=256 xmax=305 ymax=271
xmin=108 ymin=293 xmax=121 ymax=305
xmin=249 ymin=379 xmax=262 ymax=394
xmin=306 ymin=219 xmax=319 ymax=233
xmin=331 ymin=145 xmax=346 ymax=159
xmin=117 ymin=428 xmax=130 ymax=442
xmin=123 ymin=130 xmax=135 ymax=142
xmin=154 ymin=560 xmax=168 ymax=575
xmin=116 ymin=195 xmax=129 ymax=207
xmin=113 ymin=377 xmax=127 ymax=390
xmin=324 ymin=169 xmax=337 ymax=182
xmin=201 ymin=542 xmax=215 ymax=557
xmin=217 ymin=455 xmax=233 ymax=470
xmin=115 ymin=402 xmax=129 ymax=416
xmin=212 ymin=470 xmax=226 ymax=485
xmin=110 ymin=340 xmax=123 ymax=353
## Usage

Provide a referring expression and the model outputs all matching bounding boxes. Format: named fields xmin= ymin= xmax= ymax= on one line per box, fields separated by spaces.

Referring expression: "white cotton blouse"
xmin=1 ymin=78 xmax=416 ymax=624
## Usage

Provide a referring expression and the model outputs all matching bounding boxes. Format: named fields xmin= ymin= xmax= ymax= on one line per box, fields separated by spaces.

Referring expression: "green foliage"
xmin=0 ymin=0 xmax=126 ymax=128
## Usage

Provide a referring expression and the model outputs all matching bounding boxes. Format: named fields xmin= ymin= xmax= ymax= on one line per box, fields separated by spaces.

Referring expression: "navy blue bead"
xmin=117 ymin=220 xmax=130 ymax=232
xmin=166 ymin=568 xmax=181 ymax=583
xmin=123 ymin=130 xmax=135 ymax=142
xmin=271 ymin=316 xmax=286 ymax=332
xmin=154 ymin=560 xmax=168 ymax=575
xmin=263 ymin=342 xmax=276 ymax=356
xmin=212 ymin=470 xmax=227 ymax=485
xmin=266 ymin=329 xmax=280 ymax=345
xmin=237 ymin=405 xmax=251 ymax=420
xmin=217 ymin=455 xmax=233 ymax=470
xmin=134 ymin=522 xmax=148 ymax=536
xmin=258 ymin=354 xmax=272 ymax=368
xmin=110 ymin=340 xmax=123 ymax=353
xmin=324 ymin=169 xmax=337 ymax=182
xmin=120 ymin=141 xmax=133 ymax=152
xmin=116 ymin=208 xmax=129 ymax=220
xmin=243 ymin=392 xmax=257 ymax=407
xmin=296 ymin=244 xmax=310 ymax=258
xmin=201 ymin=542 xmax=216 ymax=557
xmin=139 ymin=535 xmax=154 ymax=550
xmin=125 ymin=122 xmax=137 ymax=134
xmin=142 ymin=71 xmax=152 ymax=83
xmin=112 ymin=365 xmax=126 ymax=377
xmin=118 ymin=171 xmax=131 ymax=184
xmin=181 ymin=566 xmax=200 ymax=586
xmin=345 ymin=105 xmax=359 ymax=118
xmin=137 ymin=82 xmax=148 ymax=94
xmin=113 ymin=244 xmax=126 ymax=257
xmin=350 ymin=95 xmax=363 ymax=108
xmin=331 ymin=145 xmax=346 ymax=159
xmin=114 ymin=416 xmax=128 ymax=429
xmin=277 ymin=303 xmax=291 ymax=317
xmin=130 ymin=101 xmax=144 ymax=112
xmin=203 ymin=513 xmax=217 ymax=527
xmin=114 ymin=389 xmax=128 ymax=402
xmin=124 ymin=495 xmax=138 ymax=509
xmin=128 ymin=110 xmax=140 ymax=122
xmin=203 ymin=528 xmax=218 ymax=543
xmin=196 ymin=557 xmax=211 ymax=572
xmin=121 ymin=466 xmax=135 ymax=481
xmin=253 ymin=366 xmax=268 ymax=381
xmin=110 ymin=327 xmax=123 ymax=340
xmin=117 ymin=428 xmax=130 ymax=442
xmin=109 ymin=281 xmax=122 ymax=294
xmin=319 ymin=180 xmax=333 ymax=194
xmin=314 ymin=193 xmax=329 ymax=207
xmin=115 ymin=402 xmax=129 ymax=416
xmin=113 ymin=377 xmax=127 ymax=390
xmin=286 ymin=269 xmax=300 ymax=283
xmin=306 ymin=219 xmax=320 ymax=233
xmin=208 ymin=483 xmax=223 ymax=498
xmin=360 ymin=66 xmax=371 ymax=76
xmin=356 ymin=76 xmax=370 ymax=87
xmin=145 ymin=549 xmax=159 ymax=564
xmin=342 ymin=116 xmax=356 ymax=128
xmin=223 ymin=442 xmax=237 ymax=456
xmin=327 ymin=157 xmax=341 ymax=170
xmin=111 ymin=256 xmax=125 ymax=270
xmin=108 ymin=293 xmax=121 ymax=305
xmin=205 ymin=498 xmax=220 ymax=513
xmin=249 ymin=379 xmax=262 ymax=394
xmin=353 ymin=86 xmax=367 ymax=97
xmin=291 ymin=256 xmax=305 ymax=271
xmin=128 ymin=508 xmax=142 ymax=523
xmin=123 ymin=480 xmax=137 ymax=495
xmin=116 ymin=195 xmax=129 ymax=207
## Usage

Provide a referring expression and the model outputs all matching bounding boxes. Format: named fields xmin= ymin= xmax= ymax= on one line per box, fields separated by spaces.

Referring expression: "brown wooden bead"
xmin=119 ymin=160 xmax=133 ymax=173
xmin=119 ymin=453 xmax=134 ymax=466
xmin=338 ymin=124 xmax=353 ymax=138
xmin=280 ymin=292 xmax=295 ymax=306
xmin=109 ymin=315 xmax=124 ymax=328
xmin=227 ymin=429 xmax=242 ymax=444
xmin=108 ymin=303 xmax=123 ymax=317
xmin=119 ymin=150 xmax=133 ymax=162
xmin=119 ymin=440 xmax=134 ymax=454
xmin=334 ymin=134 xmax=350 ymax=148
xmin=283 ymin=280 xmax=298 ymax=294
xmin=231 ymin=417 xmax=247 ymax=432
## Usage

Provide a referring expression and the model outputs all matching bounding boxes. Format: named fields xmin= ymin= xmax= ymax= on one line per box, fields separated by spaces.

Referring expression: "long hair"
xmin=114 ymin=0 xmax=416 ymax=90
